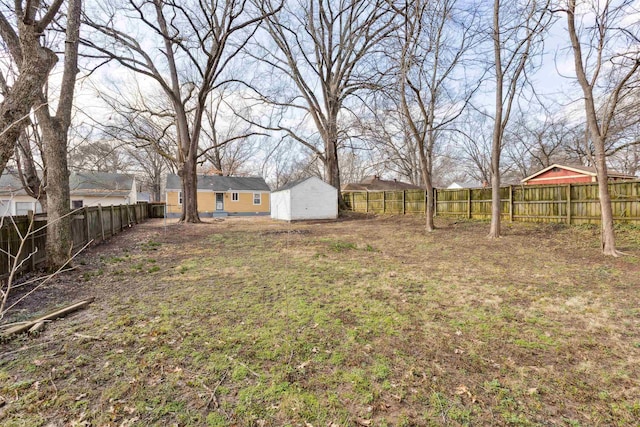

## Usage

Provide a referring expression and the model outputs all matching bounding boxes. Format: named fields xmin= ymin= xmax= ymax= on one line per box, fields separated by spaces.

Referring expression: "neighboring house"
xmin=0 ymin=171 xmax=137 ymax=216
xmin=69 ymin=172 xmax=137 ymax=209
xmin=342 ymin=175 xmax=423 ymax=191
xmin=447 ymin=181 xmax=482 ymax=189
xmin=165 ymin=174 xmax=270 ymax=217
xmin=522 ymin=164 xmax=636 ymax=185
xmin=271 ymin=176 xmax=338 ymax=221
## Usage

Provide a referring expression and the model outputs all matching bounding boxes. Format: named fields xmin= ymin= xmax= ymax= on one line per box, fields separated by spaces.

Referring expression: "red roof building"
xmin=521 ymin=164 xmax=636 ymax=185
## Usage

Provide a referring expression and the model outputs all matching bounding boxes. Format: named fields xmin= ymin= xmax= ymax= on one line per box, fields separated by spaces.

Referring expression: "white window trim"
xmin=253 ymin=193 xmax=261 ymax=205
xmin=232 ymin=192 xmax=239 ymax=202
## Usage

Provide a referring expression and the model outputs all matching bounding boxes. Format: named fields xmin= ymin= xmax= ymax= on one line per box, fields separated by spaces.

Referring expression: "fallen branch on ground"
xmin=1 ymin=297 xmax=95 ymax=339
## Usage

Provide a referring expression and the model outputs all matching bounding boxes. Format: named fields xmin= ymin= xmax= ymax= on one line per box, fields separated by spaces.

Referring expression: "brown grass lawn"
xmin=1 ymin=215 xmax=639 ymax=426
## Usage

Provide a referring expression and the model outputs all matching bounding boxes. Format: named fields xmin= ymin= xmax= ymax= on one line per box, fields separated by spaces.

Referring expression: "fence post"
xmin=433 ymin=188 xmax=437 ymax=217
xmin=402 ymin=190 xmax=405 ymax=215
xmin=383 ymin=191 xmax=386 ymax=214
xmin=133 ymin=204 xmax=138 ymax=224
xmin=120 ymin=206 xmax=124 ymax=231
xmin=83 ymin=206 xmax=90 ymax=244
xmin=509 ymin=185 xmax=514 ymax=222
xmin=566 ymin=184 xmax=572 ymax=225
xmin=98 ymin=204 xmax=105 ymax=241
xmin=467 ymin=189 xmax=472 ymax=219
xmin=366 ymin=192 xmax=369 ymax=213
xmin=110 ymin=205 xmax=115 ymax=236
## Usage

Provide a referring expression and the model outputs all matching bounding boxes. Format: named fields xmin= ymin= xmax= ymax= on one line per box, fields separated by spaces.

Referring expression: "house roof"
xmin=522 ymin=164 xmax=636 ymax=182
xmin=447 ymin=181 xmax=480 ymax=189
xmin=70 ymin=172 xmax=135 ymax=197
xmin=165 ymin=173 xmax=270 ymax=192
xmin=342 ymin=175 xmax=423 ymax=191
xmin=0 ymin=171 xmax=134 ymax=197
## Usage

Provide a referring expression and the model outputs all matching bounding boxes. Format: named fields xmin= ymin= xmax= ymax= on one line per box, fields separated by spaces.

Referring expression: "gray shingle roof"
xmin=273 ymin=177 xmax=313 ymax=192
xmin=165 ymin=174 xmax=270 ymax=192
xmin=70 ymin=172 xmax=134 ymax=193
xmin=0 ymin=171 xmax=134 ymax=196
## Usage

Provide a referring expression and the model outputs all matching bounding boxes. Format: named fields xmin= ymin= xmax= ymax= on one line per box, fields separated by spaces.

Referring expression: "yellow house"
xmin=165 ymin=174 xmax=270 ymax=217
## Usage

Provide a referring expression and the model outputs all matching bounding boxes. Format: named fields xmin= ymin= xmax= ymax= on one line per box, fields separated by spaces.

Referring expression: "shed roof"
xmin=522 ymin=164 xmax=636 ymax=183
xmin=273 ymin=176 xmax=335 ymax=193
xmin=165 ymin=174 xmax=270 ymax=192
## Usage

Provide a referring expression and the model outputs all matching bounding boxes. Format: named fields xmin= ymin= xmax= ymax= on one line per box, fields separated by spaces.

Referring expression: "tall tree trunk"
xmin=41 ymin=121 xmax=71 ymax=268
xmin=489 ymin=119 xmax=502 ymax=237
xmin=325 ymin=117 xmax=344 ymax=210
xmin=180 ymin=158 xmax=200 ymax=223
xmin=488 ymin=0 xmax=503 ymax=239
xmin=566 ymin=0 xmax=621 ymax=256
xmin=418 ymin=145 xmax=435 ymax=231
xmin=37 ymin=0 xmax=82 ymax=271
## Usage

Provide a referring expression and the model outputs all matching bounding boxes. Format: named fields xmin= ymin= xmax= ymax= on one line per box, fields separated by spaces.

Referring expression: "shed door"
xmin=216 ymin=193 xmax=224 ymax=211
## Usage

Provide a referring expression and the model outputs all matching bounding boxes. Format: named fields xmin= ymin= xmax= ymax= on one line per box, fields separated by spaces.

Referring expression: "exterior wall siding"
xmin=272 ymin=177 xmax=338 ymax=221
xmin=166 ymin=190 xmax=270 ymax=215
xmin=271 ymin=191 xmax=291 ymax=220
xmin=526 ymin=169 xmax=594 ymax=185
xmin=166 ymin=191 xmax=181 ymax=214
xmin=224 ymin=192 xmax=270 ymax=213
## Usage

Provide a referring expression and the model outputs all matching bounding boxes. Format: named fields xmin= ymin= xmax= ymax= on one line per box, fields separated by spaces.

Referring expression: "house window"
xmin=15 ymin=202 xmax=33 ymax=216
xmin=232 ymin=192 xmax=239 ymax=202
xmin=178 ymin=191 xmax=183 ymax=205
xmin=253 ymin=193 xmax=261 ymax=205
xmin=72 ymin=200 xmax=84 ymax=209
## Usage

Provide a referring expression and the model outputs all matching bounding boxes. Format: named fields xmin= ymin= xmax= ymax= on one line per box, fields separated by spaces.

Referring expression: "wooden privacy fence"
xmin=0 ymin=202 xmax=151 ymax=280
xmin=343 ymin=180 xmax=640 ymax=225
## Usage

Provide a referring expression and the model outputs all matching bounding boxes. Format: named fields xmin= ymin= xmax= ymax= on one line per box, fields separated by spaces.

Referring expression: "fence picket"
xmin=342 ymin=180 xmax=640 ymax=225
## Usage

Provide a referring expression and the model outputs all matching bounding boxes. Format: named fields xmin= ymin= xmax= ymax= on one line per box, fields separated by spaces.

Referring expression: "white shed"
xmin=271 ymin=176 xmax=338 ymax=221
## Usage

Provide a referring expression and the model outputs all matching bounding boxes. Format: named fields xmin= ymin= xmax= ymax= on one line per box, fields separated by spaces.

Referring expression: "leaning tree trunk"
xmin=593 ymin=136 xmax=618 ymax=255
xmin=41 ymin=121 xmax=72 ymax=270
xmin=0 ymin=23 xmax=57 ymax=175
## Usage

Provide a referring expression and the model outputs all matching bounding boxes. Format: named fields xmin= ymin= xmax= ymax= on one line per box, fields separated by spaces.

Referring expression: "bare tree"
xmin=246 ymin=0 xmax=398 ymax=207
xmin=503 ymin=110 xmax=579 ymax=178
xmin=199 ymin=90 xmax=264 ymax=176
xmin=393 ymin=0 xmax=482 ymax=230
xmin=37 ymin=0 xmax=82 ymax=270
xmin=83 ymin=0 xmax=277 ymax=222
xmin=68 ymin=140 xmax=130 ymax=172
xmin=488 ymin=0 xmax=552 ymax=237
xmin=456 ymin=110 xmax=495 ymax=185
xmin=0 ymin=0 xmax=82 ymax=269
xmin=565 ymin=0 xmax=640 ymax=256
